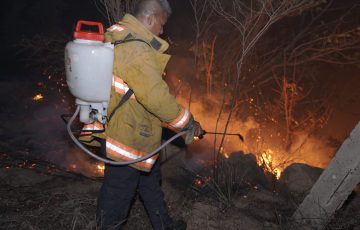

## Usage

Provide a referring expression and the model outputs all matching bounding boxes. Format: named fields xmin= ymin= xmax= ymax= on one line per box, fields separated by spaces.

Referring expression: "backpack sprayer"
xmin=64 ymin=21 xmax=244 ymax=166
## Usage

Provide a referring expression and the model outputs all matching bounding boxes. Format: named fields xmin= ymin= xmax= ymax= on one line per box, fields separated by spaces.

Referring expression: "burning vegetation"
xmin=257 ymin=149 xmax=281 ymax=180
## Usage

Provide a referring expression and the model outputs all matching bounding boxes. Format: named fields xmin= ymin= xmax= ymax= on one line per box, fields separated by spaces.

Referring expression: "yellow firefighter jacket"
xmin=103 ymin=14 xmax=192 ymax=172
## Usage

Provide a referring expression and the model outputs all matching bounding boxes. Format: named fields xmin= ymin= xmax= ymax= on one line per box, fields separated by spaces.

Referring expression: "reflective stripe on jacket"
xmin=105 ymin=14 xmax=193 ymax=172
xmin=112 ymin=75 xmax=136 ymax=99
xmin=81 ymin=121 xmax=105 ymax=135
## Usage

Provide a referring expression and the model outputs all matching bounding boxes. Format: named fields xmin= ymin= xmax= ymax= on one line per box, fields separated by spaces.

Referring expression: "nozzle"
xmin=198 ymin=130 xmax=244 ymax=142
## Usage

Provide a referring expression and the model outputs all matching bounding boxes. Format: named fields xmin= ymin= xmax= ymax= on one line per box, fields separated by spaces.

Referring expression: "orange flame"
xmin=257 ymin=149 xmax=282 ymax=179
xmin=219 ymin=147 xmax=229 ymax=159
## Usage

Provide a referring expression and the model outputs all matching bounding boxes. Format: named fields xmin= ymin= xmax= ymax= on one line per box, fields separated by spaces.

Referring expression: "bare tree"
xmin=205 ymin=0 xmax=358 ymax=185
xmin=189 ymin=0 xmax=215 ymax=109
xmin=207 ymin=0 xmax=327 ymax=173
xmin=247 ymin=2 xmax=360 ymax=92
xmin=94 ymin=0 xmax=137 ymax=25
xmin=190 ymin=0 xmax=214 ymax=61
xmin=244 ymin=2 xmax=359 ymax=148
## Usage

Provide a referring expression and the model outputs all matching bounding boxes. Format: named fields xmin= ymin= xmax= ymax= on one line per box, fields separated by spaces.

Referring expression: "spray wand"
xmin=66 ymin=108 xmax=244 ymax=165
xmin=199 ymin=130 xmax=244 ymax=142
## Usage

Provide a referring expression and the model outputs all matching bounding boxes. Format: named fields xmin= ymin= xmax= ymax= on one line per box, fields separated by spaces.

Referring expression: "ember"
xmin=33 ymin=93 xmax=44 ymax=101
xmin=194 ymin=178 xmax=202 ymax=186
xmin=97 ymin=164 xmax=105 ymax=174
xmin=193 ymin=176 xmax=211 ymax=188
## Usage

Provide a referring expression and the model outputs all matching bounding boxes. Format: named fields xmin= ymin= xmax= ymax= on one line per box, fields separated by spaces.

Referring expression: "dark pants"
xmin=96 ymin=159 xmax=172 ymax=230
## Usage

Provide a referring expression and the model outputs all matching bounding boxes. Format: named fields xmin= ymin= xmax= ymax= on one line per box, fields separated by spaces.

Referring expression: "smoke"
xmin=287 ymin=132 xmax=335 ymax=168
xmin=23 ymin=84 xmax=104 ymax=177
xmin=166 ymin=57 xmax=338 ymax=173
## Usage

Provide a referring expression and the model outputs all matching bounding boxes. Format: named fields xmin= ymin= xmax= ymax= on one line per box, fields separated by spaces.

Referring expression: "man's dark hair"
xmin=133 ymin=0 xmax=172 ymax=17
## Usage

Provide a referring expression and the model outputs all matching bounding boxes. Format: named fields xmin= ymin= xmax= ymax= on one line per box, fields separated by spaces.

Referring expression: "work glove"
xmin=184 ymin=120 xmax=203 ymax=145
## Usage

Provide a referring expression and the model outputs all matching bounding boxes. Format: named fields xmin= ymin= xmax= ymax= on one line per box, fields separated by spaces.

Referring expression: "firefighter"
xmin=96 ymin=0 xmax=202 ymax=229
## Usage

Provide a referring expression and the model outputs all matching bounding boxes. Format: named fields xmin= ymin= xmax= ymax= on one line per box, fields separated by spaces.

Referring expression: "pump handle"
xmin=74 ymin=20 xmax=105 ymax=41
xmin=76 ymin=20 xmax=104 ymax=34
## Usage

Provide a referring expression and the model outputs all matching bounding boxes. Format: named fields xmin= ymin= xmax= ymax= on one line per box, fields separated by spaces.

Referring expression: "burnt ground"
xmin=0 ymin=148 xmax=289 ymax=230
xmin=0 ymin=75 xmax=360 ymax=230
xmin=1 ymin=148 xmax=360 ymax=230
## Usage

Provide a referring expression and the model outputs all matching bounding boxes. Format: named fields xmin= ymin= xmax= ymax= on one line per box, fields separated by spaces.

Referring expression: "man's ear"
xmin=146 ymin=14 xmax=155 ymax=27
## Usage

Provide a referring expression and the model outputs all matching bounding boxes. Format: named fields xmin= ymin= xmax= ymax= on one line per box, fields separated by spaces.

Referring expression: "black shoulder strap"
xmin=113 ymin=38 xmax=151 ymax=47
xmin=108 ymin=89 xmax=134 ymax=122
xmin=107 ymin=35 xmax=151 ymax=123
xmin=112 ymin=33 xmax=151 ymax=47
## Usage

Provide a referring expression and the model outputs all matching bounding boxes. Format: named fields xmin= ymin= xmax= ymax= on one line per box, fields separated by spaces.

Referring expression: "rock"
xmin=0 ymin=168 xmax=54 ymax=187
xmin=225 ymin=152 xmax=269 ymax=189
xmin=279 ymin=163 xmax=323 ymax=199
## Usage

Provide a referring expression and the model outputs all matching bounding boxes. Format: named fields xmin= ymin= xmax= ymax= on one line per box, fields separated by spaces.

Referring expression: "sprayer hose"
xmin=67 ymin=106 xmax=188 ymax=165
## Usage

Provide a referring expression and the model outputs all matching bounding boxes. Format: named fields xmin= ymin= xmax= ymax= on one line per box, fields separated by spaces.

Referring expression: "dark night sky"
xmin=0 ymin=0 xmax=100 ymax=75
xmin=0 ymin=0 xmax=192 ymax=76
xmin=3 ymin=0 xmax=357 ymax=72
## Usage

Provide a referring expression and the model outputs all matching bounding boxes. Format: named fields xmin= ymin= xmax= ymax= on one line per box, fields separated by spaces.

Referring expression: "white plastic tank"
xmin=65 ymin=21 xmax=114 ymax=123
